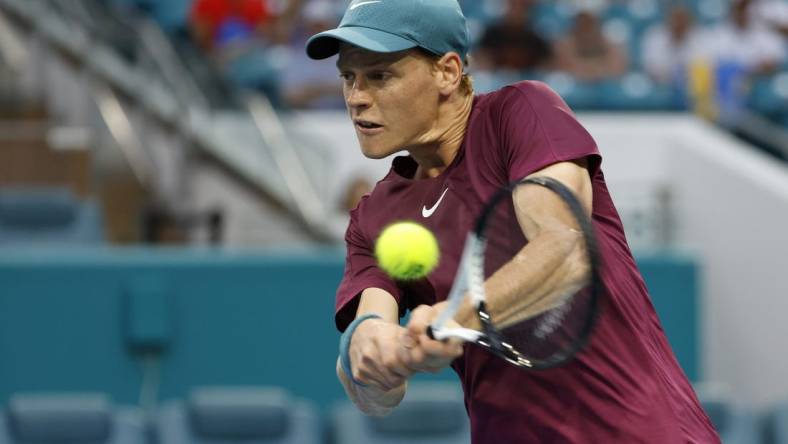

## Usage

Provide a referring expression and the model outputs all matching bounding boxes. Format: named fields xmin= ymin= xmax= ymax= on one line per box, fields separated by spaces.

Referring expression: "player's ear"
xmin=435 ymin=52 xmax=463 ymax=96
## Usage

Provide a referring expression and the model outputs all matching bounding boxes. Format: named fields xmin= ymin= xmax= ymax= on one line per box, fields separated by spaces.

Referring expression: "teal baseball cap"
xmin=306 ymin=0 xmax=469 ymax=61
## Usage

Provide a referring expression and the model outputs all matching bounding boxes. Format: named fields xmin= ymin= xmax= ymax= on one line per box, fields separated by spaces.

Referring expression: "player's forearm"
xmin=455 ymin=226 xmax=589 ymax=329
xmin=336 ymin=357 xmax=406 ymax=416
xmin=338 ymin=288 xmax=407 ymax=415
xmin=496 ymin=229 xmax=589 ymax=327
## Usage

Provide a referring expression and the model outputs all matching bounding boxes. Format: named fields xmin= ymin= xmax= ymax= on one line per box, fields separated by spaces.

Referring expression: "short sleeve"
xmin=335 ymin=201 xmax=403 ymax=332
xmin=496 ymin=81 xmax=601 ymax=181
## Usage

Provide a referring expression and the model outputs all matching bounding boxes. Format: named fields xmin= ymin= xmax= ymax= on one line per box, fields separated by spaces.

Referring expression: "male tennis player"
xmin=307 ymin=0 xmax=720 ymax=442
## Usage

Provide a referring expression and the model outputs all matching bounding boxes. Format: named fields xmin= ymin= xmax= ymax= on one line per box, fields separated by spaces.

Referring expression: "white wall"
xmin=291 ymin=111 xmax=788 ymax=408
xmin=288 ymin=111 xmax=392 ymax=208
xmin=578 ymin=114 xmax=788 ymax=409
xmin=668 ymin=122 xmax=788 ymax=408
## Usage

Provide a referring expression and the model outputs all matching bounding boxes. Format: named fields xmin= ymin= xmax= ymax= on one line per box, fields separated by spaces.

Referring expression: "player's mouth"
xmin=354 ymin=119 xmax=384 ymax=135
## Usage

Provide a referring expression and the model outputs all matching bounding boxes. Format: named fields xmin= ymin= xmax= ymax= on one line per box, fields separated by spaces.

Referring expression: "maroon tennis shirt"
xmin=336 ymin=81 xmax=720 ymax=443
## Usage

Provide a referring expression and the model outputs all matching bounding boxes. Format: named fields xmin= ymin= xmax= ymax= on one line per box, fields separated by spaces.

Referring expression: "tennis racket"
xmin=427 ymin=176 xmax=601 ymax=370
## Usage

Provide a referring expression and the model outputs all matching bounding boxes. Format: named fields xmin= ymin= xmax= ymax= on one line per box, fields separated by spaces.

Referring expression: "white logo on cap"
xmin=350 ymin=0 xmax=382 ymax=10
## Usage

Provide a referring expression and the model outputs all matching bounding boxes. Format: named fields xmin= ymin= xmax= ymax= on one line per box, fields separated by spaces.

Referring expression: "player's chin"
xmin=359 ymin=141 xmax=398 ymax=160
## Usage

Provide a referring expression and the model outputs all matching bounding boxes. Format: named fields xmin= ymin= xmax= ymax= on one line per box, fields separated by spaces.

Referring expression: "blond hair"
xmin=419 ymin=49 xmax=474 ymax=96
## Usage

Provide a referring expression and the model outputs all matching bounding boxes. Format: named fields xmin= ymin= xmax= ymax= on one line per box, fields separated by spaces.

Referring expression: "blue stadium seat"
xmin=154 ymin=387 xmax=321 ymax=444
xmin=695 ymin=384 xmax=761 ymax=444
xmin=471 ymin=70 xmax=538 ymax=94
xmin=150 ymin=0 xmax=192 ymax=34
xmin=601 ymin=0 xmax=663 ymax=70
xmin=0 ymin=393 xmax=145 ymax=444
xmin=106 ymin=0 xmax=191 ymax=33
xmin=224 ymin=49 xmax=282 ymax=105
xmin=541 ymin=73 xmax=599 ymax=110
xmin=531 ymin=1 xmax=574 ymax=41
xmin=601 ymin=16 xmax=637 ymax=64
xmin=630 ymin=0 xmax=664 ymax=25
xmin=690 ymin=0 xmax=729 ymax=25
xmin=0 ymin=187 xmax=105 ymax=245
xmin=603 ymin=0 xmax=663 ymax=28
xmin=332 ymin=382 xmax=470 ymax=444
xmin=594 ymin=74 xmax=678 ymax=110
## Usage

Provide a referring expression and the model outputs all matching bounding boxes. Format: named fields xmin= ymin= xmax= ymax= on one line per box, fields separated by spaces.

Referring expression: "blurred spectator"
xmin=751 ymin=0 xmax=788 ymax=37
xmin=190 ymin=0 xmax=273 ymax=50
xmin=642 ymin=5 xmax=704 ymax=85
xmin=686 ymin=0 xmax=786 ymax=123
xmin=552 ymin=10 xmax=629 ymax=81
xmin=279 ymin=0 xmax=345 ymax=109
xmin=189 ymin=0 xmax=286 ymax=104
xmin=340 ymin=176 xmax=372 ymax=213
xmin=327 ymin=173 xmax=373 ymax=238
xmin=701 ymin=0 xmax=785 ymax=75
xmin=475 ymin=0 xmax=552 ymax=72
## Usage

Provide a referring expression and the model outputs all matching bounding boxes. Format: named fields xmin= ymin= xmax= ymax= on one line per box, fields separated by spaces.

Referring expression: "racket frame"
xmin=427 ymin=176 xmax=601 ymax=370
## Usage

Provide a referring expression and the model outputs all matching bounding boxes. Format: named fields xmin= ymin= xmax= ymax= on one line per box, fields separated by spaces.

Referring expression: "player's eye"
xmin=339 ymin=72 xmax=355 ymax=83
xmin=369 ymin=71 xmax=391 ymax=82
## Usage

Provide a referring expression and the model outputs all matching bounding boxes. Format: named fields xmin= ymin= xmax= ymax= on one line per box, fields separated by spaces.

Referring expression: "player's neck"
xmin=409 ymin=93 xmax=474 ymax=180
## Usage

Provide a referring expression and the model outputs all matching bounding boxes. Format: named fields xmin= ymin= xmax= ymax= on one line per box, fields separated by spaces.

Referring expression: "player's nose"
xmin=345 ymin=81 xmax=373 ymax=109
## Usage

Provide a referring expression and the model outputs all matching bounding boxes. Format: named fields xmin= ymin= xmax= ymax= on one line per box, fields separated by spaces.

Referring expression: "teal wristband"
xmin=340 ymin=313 xmax=382 ymax=387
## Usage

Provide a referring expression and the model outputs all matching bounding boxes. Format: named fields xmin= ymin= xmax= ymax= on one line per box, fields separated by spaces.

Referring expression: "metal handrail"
xmin=93 ymin=0 xmax=334 ymax=235
xmin=0 ymin=6 xmax=28 ymax=73
xmin=92 ymin=83 xmax=154 ymax=188
xmin=0 ymin=0 xmax=335 ymax=241
xmin=245 ymin=93 xmax=328 ymax=231
xmin=136 ymin=19 xmax=210 ymax=112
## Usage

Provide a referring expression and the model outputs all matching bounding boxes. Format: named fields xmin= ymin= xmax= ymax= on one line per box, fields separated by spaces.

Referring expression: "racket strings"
xmin=481 ymin=202 xmax=588 ymax=324
xmin=501 ymin=294 xmax=594 ymax=361
xmin=477 ymin=184 xmax=596 ymax=362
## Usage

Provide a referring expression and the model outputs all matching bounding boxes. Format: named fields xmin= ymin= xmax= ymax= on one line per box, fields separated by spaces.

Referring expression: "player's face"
xmin=337 ymin=45 xmax=441 ymax=159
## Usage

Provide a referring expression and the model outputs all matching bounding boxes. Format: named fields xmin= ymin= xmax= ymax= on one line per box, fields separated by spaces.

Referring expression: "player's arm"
xmin=337 ymin=288 xmax=413 ymax=416
xmin=458 ymin=159 xmax=593 ymax=329
xmin=404 ymin=159 xmax=593 ymax=351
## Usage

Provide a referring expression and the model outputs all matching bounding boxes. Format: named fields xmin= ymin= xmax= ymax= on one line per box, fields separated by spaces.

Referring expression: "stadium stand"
xmin=0 ymin=187 xmax=105 ymax=245
xmin=153 ymin=387 xmax=322 ymax=444
xmin=332 ymin=382 xmax=471 ymax=444
xmin=0 ymin=393 xmax=145 ymax=444
xmin=98 ymin=0 xmax=787 ymax=127
xmin=0 ymin=1 xmax=784 ymax=442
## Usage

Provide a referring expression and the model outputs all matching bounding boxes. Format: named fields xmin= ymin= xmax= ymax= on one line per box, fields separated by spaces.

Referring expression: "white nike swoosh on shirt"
xmin=350 ymin=1 xmax=381 ymax=10
xmin=422 ymin=188 xmax=449 ymax=218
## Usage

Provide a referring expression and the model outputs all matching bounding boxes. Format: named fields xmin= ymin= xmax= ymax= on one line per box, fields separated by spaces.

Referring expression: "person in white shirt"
xmin=751 ymin=0 xmax=788 ymax=37
xmin=642 ymin=4 xmax=705 ymax=84
xmin=703 ymin=0 xmax=785 ymax=74
xmin=552 ymin=9 xmax=629 ymax=81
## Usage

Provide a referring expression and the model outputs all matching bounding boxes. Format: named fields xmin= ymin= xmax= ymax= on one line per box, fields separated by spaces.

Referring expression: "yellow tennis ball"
xmin=375 ymin=222 xmax=439 ymax=280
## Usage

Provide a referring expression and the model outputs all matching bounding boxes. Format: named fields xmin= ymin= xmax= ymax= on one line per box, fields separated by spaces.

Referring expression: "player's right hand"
xmin=400 ymin=303 xmax=465 ymax=373
xmin=348 ymin=318 xmax=414 ymax=391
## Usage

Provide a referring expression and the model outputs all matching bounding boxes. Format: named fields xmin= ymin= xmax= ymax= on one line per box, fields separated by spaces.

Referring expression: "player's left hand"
xmin=400 ymin=303 xmax=464 ymax=373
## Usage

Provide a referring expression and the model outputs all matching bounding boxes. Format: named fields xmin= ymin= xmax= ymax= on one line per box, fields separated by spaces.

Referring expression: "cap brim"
xmin=306 ymin=26 xmax=418 ymax=60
